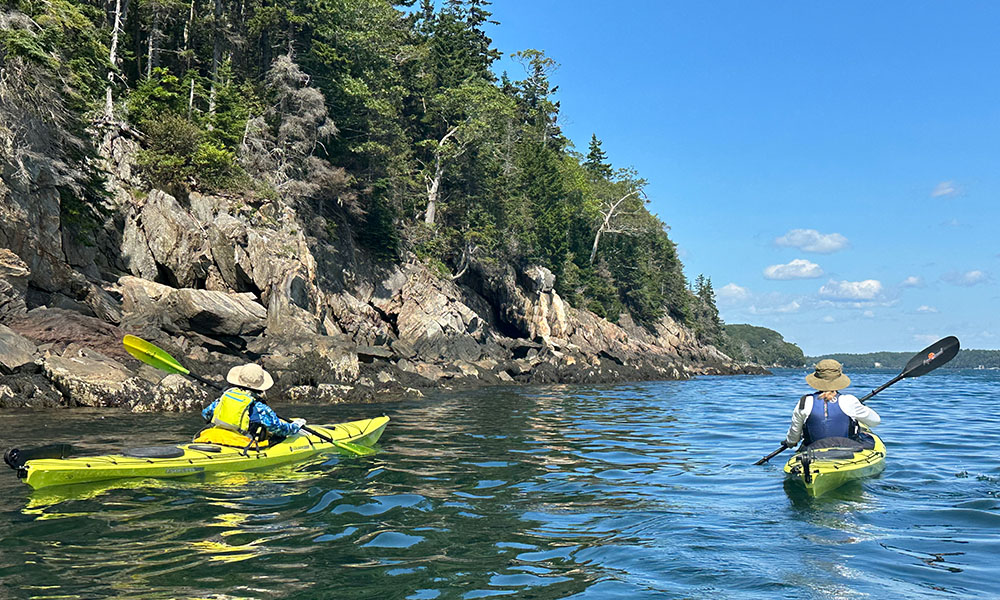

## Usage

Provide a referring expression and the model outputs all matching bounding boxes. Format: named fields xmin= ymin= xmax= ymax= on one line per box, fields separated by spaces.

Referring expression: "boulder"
xmin=42 ymin=345 xmax=137 ymax=407
xmin=158 ymin=288 xmax=266 ymax=336
xmin=0 ymin=324 xmax=36 ymax=373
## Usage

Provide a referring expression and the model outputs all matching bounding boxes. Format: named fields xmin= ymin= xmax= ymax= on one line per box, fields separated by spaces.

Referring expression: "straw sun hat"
xmin=226 ymin=363 xmax=274 ymax=392
xmin=805 ymin=359 xmax=851 ymax=392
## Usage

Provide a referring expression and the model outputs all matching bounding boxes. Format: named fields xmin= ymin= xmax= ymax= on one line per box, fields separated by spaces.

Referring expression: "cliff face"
xmin=0 ymin=135 xmax=761 ymax=411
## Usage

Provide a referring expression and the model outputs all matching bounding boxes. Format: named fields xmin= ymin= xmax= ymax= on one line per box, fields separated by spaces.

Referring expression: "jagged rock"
xmin=130 ymin=374 xmax=210 ymax=412
xmin=42 ymin=345 xmax=137 ymax=407
xmin=159 ymin=288 xmax=266 ymax=336
xmin=376 ymin=263 xmax=488 ymax=362
xmin=0 ymin=248 xmax=30 ymax=322
xmin=123 ymin=189 xmax=213 ymax=287
xmin=267 ymin=267 xmax=320 ymax=335
xmin=261 ymin=334 xmax=360 ymax=387
xmin=0 ymin=324 xmax=36 ymax=373
xmin=523 ymin=265 xmax=555 ymax=293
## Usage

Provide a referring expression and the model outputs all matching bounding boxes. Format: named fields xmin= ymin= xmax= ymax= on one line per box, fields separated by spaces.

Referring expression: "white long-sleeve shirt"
xmin=784 ymin=393 xmax=881 ymax=447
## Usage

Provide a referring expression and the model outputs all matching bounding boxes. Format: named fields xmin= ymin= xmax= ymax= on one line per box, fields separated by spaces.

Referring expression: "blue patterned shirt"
xmin=202 ymin=389 xmax=301 ymax=437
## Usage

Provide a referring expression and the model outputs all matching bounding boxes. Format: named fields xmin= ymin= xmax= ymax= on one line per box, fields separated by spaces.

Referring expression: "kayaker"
xmin=201 ymin=363 xmax=305 ymax=442
xmin=783 ymin=359 xmax=881 ymax=449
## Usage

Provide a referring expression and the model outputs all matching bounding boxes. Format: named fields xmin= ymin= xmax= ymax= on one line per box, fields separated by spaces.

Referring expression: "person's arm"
xmin=202 ymin=399 xmax=219 ymax=422
xmin=255 ymin=402 xmax=301 ymax=437
xmin=784 ymin=396 xmax=811 ymax=447
xmin=840 ymin=394 xmax=881 ymax=427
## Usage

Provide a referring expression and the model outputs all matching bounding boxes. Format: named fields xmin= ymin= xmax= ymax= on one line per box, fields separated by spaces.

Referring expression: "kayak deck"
xmin=18 ymin=416 xmax=388 ymax=490
xmin=783 ymin=429 xmax=886 ymax=497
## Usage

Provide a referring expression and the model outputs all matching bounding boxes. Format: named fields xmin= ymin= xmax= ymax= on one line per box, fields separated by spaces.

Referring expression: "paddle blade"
xmin=122 ymin=335 xmax=189 ymax=375
xmin=902 ymin=336 xmax=960 ymax=378
xmin=334 ymin=441 xmax=377 ymax=457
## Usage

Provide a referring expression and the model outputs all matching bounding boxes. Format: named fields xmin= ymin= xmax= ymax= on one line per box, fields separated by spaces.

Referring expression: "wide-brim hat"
xmin=226 ymin=363 xmax=274 ymax=392
xmin=806 ymin=358 xmax=851 ymax=391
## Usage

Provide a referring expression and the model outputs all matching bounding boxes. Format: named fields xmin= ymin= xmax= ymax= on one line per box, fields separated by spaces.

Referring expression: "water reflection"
xmin=2 ymin=373 xmax=998 ymax=599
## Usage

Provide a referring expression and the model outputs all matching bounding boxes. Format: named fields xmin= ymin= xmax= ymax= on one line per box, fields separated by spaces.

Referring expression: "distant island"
xmin=722 ymin=324 xmax=806 ymax=367
xmin=807 ymin=349 xmax=1000 ymax=369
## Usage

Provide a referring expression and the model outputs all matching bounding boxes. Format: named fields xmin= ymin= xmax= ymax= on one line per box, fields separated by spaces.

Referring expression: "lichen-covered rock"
xmin=130 ymin=374 xmax=210 ymax=412
xmin=285 ymin=383 xmax=353 ymax=404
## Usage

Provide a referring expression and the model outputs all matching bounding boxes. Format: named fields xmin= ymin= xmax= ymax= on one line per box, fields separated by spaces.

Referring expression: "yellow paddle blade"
xmin=122 ymin=335 xmax=190 ymax=375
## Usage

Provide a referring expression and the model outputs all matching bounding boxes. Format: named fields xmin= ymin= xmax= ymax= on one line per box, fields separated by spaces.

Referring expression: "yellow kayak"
xmin=11 ymin=416 xmax=388 ymax=490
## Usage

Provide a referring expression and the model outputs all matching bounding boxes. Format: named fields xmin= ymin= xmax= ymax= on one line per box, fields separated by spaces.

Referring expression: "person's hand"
xmin=782 ymin=440 xmax=795 ymax=449
xmin=291 ymin=418 xmax=306 ymax=431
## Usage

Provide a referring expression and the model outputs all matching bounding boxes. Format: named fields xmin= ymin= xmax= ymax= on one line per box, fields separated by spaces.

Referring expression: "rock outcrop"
xmin=0 ymin=157 xmax=765 ymax=411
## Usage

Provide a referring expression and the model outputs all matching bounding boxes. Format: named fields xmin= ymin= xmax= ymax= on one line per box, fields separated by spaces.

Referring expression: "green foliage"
xmin=15 ymin=0 xmax=742 ymax=341
xmin=724 ymin=324 xmax=806 ymax=367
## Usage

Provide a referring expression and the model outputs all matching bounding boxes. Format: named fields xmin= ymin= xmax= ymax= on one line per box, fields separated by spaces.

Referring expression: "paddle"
xmin=122 ymin=335 xmax=376 ymax=457
xmin=754 ymin=336 xmax=960 ymax=465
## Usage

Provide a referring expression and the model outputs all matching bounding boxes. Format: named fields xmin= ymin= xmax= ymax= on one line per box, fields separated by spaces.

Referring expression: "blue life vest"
xmin=803 ymin=393 xmax=853 ymax=446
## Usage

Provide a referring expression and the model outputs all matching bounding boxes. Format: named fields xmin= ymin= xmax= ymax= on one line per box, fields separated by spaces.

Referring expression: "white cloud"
xmin=942 ymin=270 xmax=989 ymax=286
xmin=901 ymin=276 xmax=923 ymax=288
xmin=748 ymin=300 xmax=801 ymax=315
xmin=717 ymin=283 xmax=751 ymax=305
xmin=914 ymin=333 xmax=942 ymax=345
xmin=764 ymin=259 xmax=824 ymax=280
xmin=916 ymin=305 xmax=938 ymax=313
xmin=775 ymin=229 xmax=849 ymax=253
xmin=822 ymin=315 xmax=835 ymax=323
xmin=863 ymin=310 xmax=875 ymax=318
xmin=818 ymin=279 xmax=883 ymax=300
xmin=931 ymin=181 xmax=958 ymax=198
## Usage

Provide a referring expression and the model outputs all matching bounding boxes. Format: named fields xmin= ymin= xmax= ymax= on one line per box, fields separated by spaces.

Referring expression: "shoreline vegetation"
xmin=1 ymin=0 xmax=770 ymax=412
xmin=806 ymin=349 xmax=1000 ymax=370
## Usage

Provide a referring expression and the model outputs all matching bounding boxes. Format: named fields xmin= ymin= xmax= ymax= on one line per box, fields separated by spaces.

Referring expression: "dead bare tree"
xmin=589 ymin=188 xmax=648 ymax=265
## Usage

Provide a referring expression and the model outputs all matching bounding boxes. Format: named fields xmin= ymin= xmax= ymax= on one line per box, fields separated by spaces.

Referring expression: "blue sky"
xmin=486 ymin=1 xmax=1000 ymax=354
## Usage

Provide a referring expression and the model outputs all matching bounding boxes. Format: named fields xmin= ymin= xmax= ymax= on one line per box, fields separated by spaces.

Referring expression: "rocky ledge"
xmin=1 ymin=148 xmax=765 ymax=411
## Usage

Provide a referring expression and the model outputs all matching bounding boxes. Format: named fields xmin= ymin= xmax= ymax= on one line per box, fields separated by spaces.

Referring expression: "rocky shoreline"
xmin=1 ymin=138 xmax=766 ymax=412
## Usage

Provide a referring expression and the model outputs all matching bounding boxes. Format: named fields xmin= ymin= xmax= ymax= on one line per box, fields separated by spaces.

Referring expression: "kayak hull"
xmin=783 ymin=429 xmax=886 ymax=497
xmin=18 ymin=416 xmax=388 ymax=490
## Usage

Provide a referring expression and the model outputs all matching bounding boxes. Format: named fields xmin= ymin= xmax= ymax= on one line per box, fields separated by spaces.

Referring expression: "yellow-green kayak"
xmin=783 ymin=429 xmax=886 ymax=497
xmin=10 ymin=416 xmax=388 ymax=490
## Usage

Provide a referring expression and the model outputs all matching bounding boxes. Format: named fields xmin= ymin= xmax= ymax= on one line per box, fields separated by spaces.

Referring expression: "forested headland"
xmin=1 ymin=0 xmax=769 ymax=411
xmin=1 ymin=0 xmax=728 ymax=339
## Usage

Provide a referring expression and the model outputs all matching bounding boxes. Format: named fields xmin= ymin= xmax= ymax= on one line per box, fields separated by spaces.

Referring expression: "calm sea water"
xmin=1 ymin=369 xmax=998 ymax=599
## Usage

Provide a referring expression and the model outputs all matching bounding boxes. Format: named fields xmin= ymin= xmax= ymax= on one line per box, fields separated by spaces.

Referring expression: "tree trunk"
xmin=146 ymin=11 xmax=157 ymax=79
xmin=424 ymin=154 xmax=442 ymax=225
xmin=104 ymin=0 xmax=123 ymax=120
xmin=209 ymin=0 xmax=223 ymax=119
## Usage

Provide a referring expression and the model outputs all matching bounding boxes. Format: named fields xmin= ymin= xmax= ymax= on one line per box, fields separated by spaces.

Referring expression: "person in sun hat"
xmin=200 ymin=363 xmax=305 ymax=441
xmin=783 ymin=359 xmax=881 ymax=449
